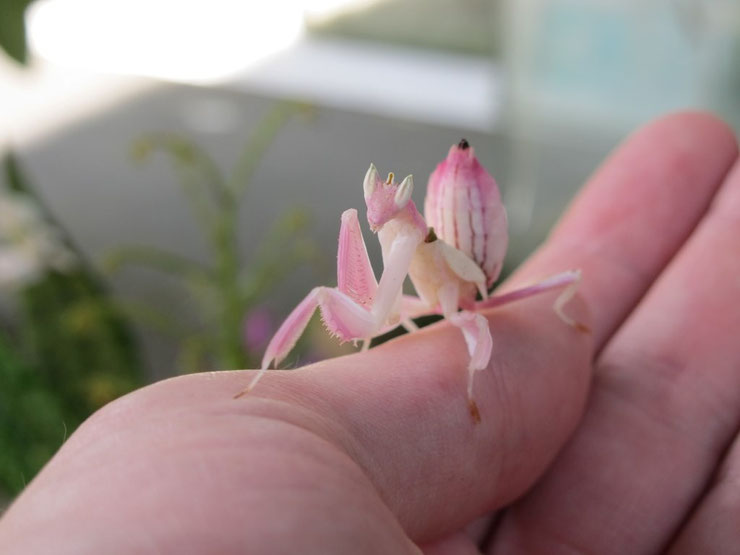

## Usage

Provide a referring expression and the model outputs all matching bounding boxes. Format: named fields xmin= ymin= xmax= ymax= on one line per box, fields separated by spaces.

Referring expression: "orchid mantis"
xmin=236 ymin=140 xmax=586 ymax=421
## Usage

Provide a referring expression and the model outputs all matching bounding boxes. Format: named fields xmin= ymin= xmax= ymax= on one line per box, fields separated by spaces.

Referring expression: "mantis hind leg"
xmin=438 ymin=283 xmax=493 ymax=422
xmin=475 ymin=269 xmax=590 ymax=333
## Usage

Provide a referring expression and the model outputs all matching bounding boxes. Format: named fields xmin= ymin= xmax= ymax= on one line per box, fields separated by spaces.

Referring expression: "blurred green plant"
xmin=0 ymin=0 xmax=33 ymax=64
xmin=0 ymin=333 xmax=65 ymax=495
xmin=106 ymin=102 xmax=320 ymax=372
xmin=0 ymin=151 xmax=143 ymax=498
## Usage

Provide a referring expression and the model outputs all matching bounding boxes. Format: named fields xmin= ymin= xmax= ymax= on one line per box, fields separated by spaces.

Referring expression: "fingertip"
xmin=522 ymin=110 xmax=737 ymax=350
xmin=628 ymin=111 xmax=738 ymax=179
xmin=642 ymin=110 xmax=738 ymax=153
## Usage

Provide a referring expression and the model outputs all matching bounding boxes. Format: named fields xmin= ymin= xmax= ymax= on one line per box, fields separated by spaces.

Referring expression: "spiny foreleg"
xmin=234 ymin=286 xmax=376 ymax=398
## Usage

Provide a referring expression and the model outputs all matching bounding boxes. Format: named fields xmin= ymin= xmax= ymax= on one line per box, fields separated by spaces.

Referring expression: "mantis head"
xmin=362 ymin=163 xmax=414 ymax=232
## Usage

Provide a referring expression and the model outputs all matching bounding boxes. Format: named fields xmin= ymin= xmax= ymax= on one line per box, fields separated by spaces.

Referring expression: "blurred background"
xmin=0 ymin=0 xmax=738 ymax=502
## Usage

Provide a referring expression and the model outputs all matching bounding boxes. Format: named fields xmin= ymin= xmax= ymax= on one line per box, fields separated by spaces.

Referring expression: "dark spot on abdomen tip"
xmin=458 ymin=138 xmax=470 ymax=150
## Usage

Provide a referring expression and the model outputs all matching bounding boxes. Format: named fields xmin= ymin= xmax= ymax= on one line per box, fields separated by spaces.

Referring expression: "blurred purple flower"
xmin=243 ymin=306 xmax=275 ymax=353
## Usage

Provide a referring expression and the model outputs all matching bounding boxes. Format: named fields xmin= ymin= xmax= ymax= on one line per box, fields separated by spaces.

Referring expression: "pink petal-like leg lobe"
xmin=316 ymin=288 xmax=376 ymax=341
xmin=448 ymin=311 xmax=493 ymax=382
xmin=449 ymin=310 xmax=492 ymax=424
xmin=436 ymin=282 xmax=493 ymax=422
xmin=337 ymin=208 xmax=377 ymax=307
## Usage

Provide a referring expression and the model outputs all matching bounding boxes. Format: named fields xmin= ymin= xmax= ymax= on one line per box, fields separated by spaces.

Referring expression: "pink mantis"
xmin=236 ymin=140 xmax=586 ymax=421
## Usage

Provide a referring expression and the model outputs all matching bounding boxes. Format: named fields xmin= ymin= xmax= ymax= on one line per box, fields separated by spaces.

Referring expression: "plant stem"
xmin=211 ymin=102 xmax=311 ymax=369
xmin=211 ymin=201 xmax=246 ymax=369
xmin=227 ymin=102 xmax=312 ymax=197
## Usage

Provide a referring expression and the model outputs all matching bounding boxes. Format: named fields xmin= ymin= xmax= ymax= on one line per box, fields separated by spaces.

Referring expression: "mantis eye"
xmin=363 ymin=163 xmax=378 ymax=198
xmin=394 ymin=175 xmax=413 ymax=208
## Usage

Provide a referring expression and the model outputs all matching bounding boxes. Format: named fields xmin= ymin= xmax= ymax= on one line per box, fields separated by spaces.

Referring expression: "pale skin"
xmin=0 ymin=112 xmax=738 ymax=554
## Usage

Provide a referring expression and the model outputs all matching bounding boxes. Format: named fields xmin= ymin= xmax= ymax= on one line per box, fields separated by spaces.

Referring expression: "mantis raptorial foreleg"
xmin=235 ymin=203 xmax=421 ymax=397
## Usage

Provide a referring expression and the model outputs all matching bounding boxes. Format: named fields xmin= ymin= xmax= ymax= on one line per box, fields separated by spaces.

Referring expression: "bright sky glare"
xmin=27 ymin=0 xmax=369 ymax=83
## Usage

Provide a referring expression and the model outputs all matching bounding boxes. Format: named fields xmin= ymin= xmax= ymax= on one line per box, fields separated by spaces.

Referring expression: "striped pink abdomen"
xmin=424 ymin=140 xmax=508 ymax=288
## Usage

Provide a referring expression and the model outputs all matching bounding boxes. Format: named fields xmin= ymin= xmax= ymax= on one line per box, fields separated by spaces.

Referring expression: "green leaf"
xmin=3 ymin=150 xmax=29 ymax=193
xmin=0 ymin=0 xmax=34 ymax=65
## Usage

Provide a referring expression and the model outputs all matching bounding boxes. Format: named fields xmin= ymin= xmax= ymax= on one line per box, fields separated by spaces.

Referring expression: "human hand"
xmin=0 ymin=112 xmax=737 ymax=554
